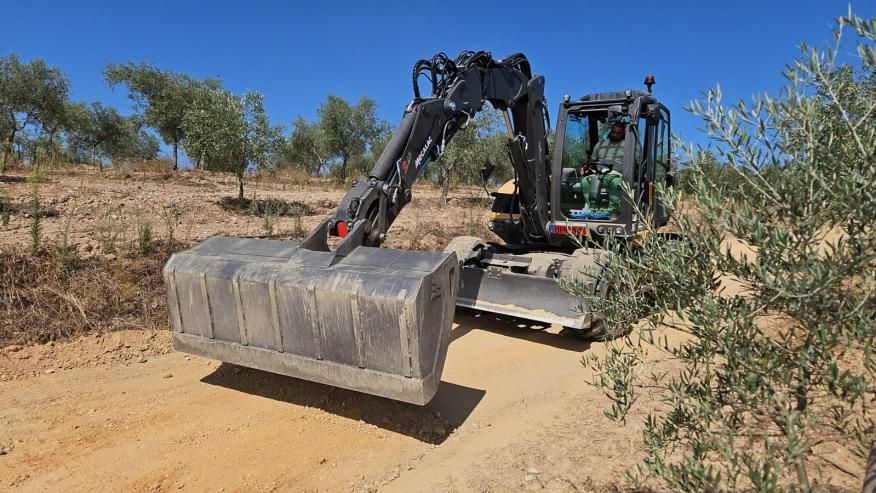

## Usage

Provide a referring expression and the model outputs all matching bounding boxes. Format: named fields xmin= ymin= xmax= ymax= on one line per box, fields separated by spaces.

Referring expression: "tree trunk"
xmin=1 ymin=130 xmax=16 ymax=176
xmin=172 ymin=140 xmax=179 ymax=171
xmin=93 ymin=146 xmax=102 ymax=172
xmin=238 ymin=173 xmax=245 ymax=202
xmin=47 ymin=131 xmax=56 ymax=166
xmin=339 ymin=154 xmax=348 ymax=183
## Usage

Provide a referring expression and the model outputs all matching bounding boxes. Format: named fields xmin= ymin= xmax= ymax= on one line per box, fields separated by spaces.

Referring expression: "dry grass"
xmin=0 ymin=244 xmax=176 ymax=346
xmin=119 ymin=158 xmax=176 ymax=174
xmin=216 ymin=196 xmax=318 ymax=217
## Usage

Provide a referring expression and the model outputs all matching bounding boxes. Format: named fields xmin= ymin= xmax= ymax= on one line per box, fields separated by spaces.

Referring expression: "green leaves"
xmin=0 ymin=54 xmax=70 ymax=172
xmin=276 ymin=95 xmax=389 ymax=182
xmin=65 ymin=102 xmax=157 ymax=166
xmin=105 ymin=62 xmax=221 ymax=169
xmin=586 ymin=11 xmax=876 ymax=492
xmin=182 ymin=87 xmax=283 ymax=200
xmin=434 ymin=105 xmax=510 ymax=183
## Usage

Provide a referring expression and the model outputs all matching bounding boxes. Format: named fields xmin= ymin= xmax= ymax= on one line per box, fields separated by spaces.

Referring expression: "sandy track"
xmin=0 ymin=311 xmax=649 ymax=492
xmin=1 ymin=168 xmax=640 ymax=492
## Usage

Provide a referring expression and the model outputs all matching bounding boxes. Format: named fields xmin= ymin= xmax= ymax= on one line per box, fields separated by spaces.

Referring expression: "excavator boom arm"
xmin=164 ymin=51 xmax=558 ymax=406
xmin=310 ymin=52 xmax=551 ymax=253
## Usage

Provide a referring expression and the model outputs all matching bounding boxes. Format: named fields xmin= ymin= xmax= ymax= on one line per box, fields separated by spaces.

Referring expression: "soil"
xmin=0 ymin=318 xmax=653 ymax=492
xmin=0 ymin=167 xmax=865 ymax=492
xmin=0 ymin=167 xmax=496 ymax=256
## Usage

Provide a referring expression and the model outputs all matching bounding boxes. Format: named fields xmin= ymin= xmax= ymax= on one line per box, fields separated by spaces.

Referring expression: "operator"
xmin=590 ymin=122 xmax=628 ymax=167
xmin=575 ymin=121 xmax=639 ymax=215
xmin=578 ymin=161 xmax=623 ymax=213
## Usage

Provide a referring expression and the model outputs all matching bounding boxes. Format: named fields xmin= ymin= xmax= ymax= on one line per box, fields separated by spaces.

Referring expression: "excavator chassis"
xmin=446 ymin=237 xmax=609 ymax=331
xmin=457 ymin=267 xmax=595 ymax=329
xmin=164 ymin=237 xmax=458 ymax=405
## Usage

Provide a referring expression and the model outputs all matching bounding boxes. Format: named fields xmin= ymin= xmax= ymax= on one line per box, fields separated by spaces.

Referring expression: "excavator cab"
xmin=491 ymin=89 xmax=672 ymax=246
xmin=548 ymin=91 xmax=672 ymax=243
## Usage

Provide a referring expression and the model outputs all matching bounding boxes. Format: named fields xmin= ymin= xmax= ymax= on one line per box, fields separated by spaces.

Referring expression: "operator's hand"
xmin=572 ymin=182 xmax=582 ymax=190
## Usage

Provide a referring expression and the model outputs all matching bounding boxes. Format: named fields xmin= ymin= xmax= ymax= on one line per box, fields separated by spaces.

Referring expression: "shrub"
xmin=160 ymin=203 xmax=182 ymax=246
xmin=95 ymin=207 xmax=126 ymax=255
xmin=0 ymin=192 xmax=10 ymax=227
xmin=27 ymin=165 xmax=48 ymax=184
xmin=136 ymin=213 xmax=154 ymax=255
xmin=29 ymin=185 xmax=42 ymax=254
xmin=584 ymin=12 xmax=875 ymax=492
xmin=260 ymin=200 xmax=279 ymax=238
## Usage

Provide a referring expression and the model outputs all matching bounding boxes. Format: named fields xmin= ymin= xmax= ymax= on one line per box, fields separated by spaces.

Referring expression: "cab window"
xmin=559 ymin=111 xmax=630 ymax=221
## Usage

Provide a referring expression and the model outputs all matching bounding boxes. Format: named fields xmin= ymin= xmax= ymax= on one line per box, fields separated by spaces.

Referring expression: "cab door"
xmin=651 ymin=106 xmax=671 ymax=227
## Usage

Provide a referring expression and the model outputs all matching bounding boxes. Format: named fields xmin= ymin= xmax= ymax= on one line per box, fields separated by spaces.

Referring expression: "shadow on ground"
xmin=201 ymin=363 xmax=485 ymax=445
xmin=200 ymin=309 xmax=593 ymax=444
xmin=450 ymin=309 xmax=594 ymax=352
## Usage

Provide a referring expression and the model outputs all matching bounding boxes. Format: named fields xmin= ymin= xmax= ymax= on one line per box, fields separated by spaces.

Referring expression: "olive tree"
xmin=183 ymin=88 xmax=283 ymax=201
xmin=317 ymin=95 xmax=382 ymax=182
xmin=581 ymin=12 xmax=875 ymax=492
xmin=105 ymin=62 xmax=220 ymax=170
xmin=279 ymin=116 xmax=328 ymax=174
xmin=0 ymin=54 xmax=69 ymax=174
xmin=65 ymin=102 xmax=157 ymax=168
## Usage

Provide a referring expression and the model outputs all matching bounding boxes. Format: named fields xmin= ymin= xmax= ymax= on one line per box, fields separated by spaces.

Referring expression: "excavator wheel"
xmin=557 ymin=248 xmax=613 ymax=340
xmin=563 ymin=319 xmax=608 ymax=340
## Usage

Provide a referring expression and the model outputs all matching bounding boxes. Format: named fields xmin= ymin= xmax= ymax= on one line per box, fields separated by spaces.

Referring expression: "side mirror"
xmin=480 ymin=158 xmax=495 ymax=183
xmin=665 ymin=172 xmax=675 ymax=188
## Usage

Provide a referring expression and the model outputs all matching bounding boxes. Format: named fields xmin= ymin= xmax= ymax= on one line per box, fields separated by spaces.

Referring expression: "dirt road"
xmin=0 ymin=312 xmax=650 ymax=492
xmin=1 ymin=167 xmax=644 ymax=492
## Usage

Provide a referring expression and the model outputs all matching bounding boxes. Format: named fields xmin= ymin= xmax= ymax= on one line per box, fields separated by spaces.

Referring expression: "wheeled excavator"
xmin=163 ymin=51 xmax=673 ymax=405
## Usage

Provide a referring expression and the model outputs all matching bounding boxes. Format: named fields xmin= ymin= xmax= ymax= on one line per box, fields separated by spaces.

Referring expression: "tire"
xmin=563 ymin=319 xmax=607 ymax=341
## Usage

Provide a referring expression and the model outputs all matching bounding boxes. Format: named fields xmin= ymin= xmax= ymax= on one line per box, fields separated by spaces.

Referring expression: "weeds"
xmin=95 ymin=207 xmax=126 ymax=255
xmin=54 ymin=208 xmax=76 ymax=269
xmin=218 ymin=195 xmax=312 ymax=217
xmin=260 ymin=200 xmax=280 ymax=238
xmin=463 ymin=206 xmax=488 ymax=237
xmin=160 ymin=203 xmax=182 ymax=246
xmin=29 ymin=185 xmax=42 ymax=254
xmin=136 ymin=211 xmax=154 ymax=255
xmin=0 ymin=192 xmax=10 ymax=227
xmin=289 ymin=207 xmax=306 ymax=239
xmin=27 ymin=165 xmax=47 ymax=185
xmin=0 ymin=247 xmax=172 ymax=346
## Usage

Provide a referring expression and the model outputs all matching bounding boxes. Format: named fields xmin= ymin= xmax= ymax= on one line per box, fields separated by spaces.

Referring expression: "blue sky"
xmin=3 ymin=0 xmax=867 ymax=159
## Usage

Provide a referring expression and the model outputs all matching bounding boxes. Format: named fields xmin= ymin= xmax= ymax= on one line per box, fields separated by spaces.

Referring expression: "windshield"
xmin=559 ymin=111 xmax=635 ymax=221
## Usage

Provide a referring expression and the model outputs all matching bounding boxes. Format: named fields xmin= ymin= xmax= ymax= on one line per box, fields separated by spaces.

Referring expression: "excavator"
xmin=163 ymin=51 xmax=673 ymax=405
